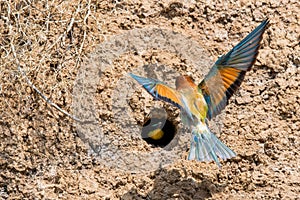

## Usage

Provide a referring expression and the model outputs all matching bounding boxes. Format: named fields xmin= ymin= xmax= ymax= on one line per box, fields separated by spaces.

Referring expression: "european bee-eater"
xmin=130 ymin=19 xmax=269 ymax=167
xmin=141 ymin=116 xmax=176 ymax=147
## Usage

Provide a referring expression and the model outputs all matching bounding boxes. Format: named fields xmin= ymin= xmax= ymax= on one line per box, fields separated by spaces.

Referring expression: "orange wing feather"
xmin=129 ymin=73 xmax=183 ymax=109
xmin=199 ymin=19 xmax=269 ymax=119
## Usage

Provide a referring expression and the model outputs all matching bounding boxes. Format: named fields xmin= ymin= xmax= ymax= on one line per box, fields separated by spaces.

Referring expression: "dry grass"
xmin=0 ymin=0 xmax=97 ymax=121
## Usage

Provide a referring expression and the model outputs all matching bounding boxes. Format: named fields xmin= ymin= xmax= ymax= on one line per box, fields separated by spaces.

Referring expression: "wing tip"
xmin=261 ymin=18 xmax=270 ymax=28
xmin=128 ymin=72 xmax=138 ymax=79
xmin=129 ymin=72 xmax=150 ymax=86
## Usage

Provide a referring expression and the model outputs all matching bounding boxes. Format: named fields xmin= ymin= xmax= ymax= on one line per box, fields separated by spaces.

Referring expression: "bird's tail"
xmin=188 ymin=125 xmax=236 ymax=167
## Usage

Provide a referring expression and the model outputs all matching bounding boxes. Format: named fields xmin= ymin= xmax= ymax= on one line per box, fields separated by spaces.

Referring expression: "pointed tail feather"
xmin=188 ymin=127 xmax=236 ymax=167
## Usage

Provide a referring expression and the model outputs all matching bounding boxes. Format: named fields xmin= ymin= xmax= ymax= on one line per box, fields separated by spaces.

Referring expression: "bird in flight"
xmin=129 ymin=19 xmax=269 ymax=167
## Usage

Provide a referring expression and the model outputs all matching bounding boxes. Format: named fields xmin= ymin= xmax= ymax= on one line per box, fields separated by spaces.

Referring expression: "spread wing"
xmin=198 ymin=19 xmax=269 ymax=119
xmin=129 ymin=73 xmax=183 ymax=109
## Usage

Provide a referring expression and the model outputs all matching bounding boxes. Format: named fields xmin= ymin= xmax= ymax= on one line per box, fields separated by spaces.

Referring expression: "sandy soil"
xmin=1 ymin=0 xmax=299 ymax=199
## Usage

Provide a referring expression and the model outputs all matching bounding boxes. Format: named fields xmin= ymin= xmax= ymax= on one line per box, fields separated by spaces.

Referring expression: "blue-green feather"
xmin=199 ymin=19 xmax=269 ymax=119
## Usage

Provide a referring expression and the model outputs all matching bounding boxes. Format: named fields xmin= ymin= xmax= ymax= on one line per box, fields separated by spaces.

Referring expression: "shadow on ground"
xmin=121 ymin=168 xmax=225 ymax=200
